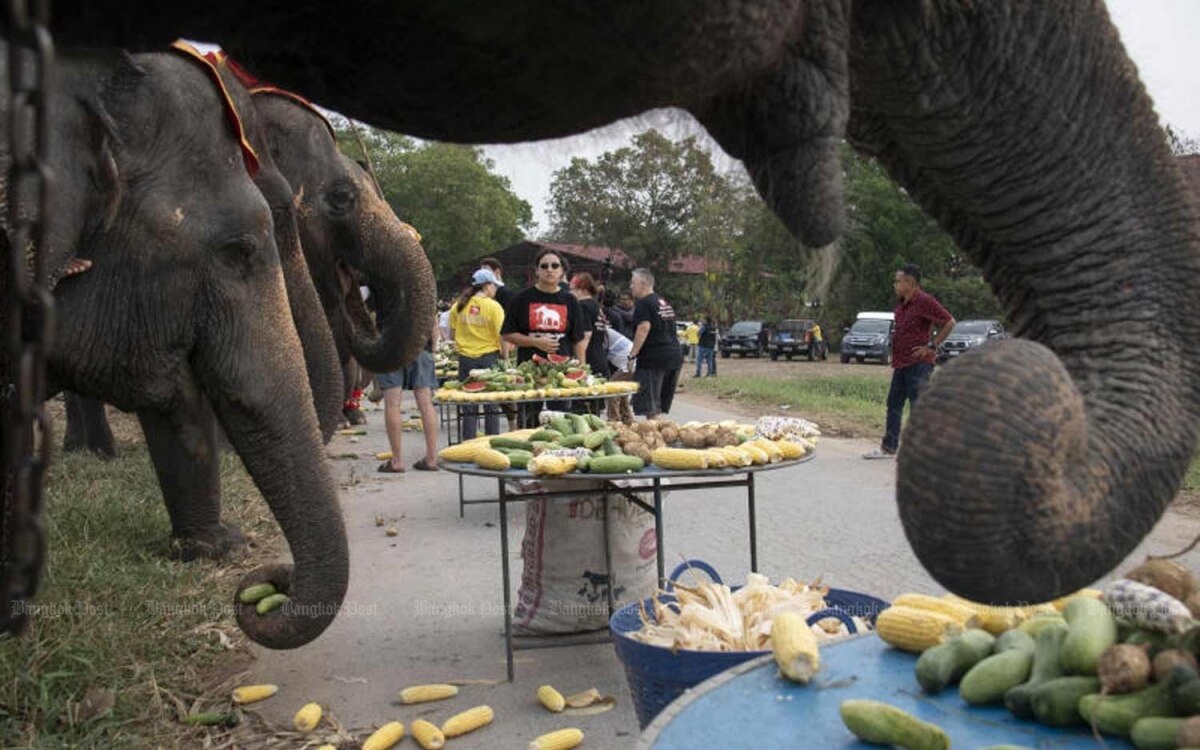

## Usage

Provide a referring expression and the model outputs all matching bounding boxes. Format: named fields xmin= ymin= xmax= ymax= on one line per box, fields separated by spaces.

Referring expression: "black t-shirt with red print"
xmin=501 ymin=287 xmax=587 ymax=363
xmin=633 ymin=293 xmax=682 ymax=370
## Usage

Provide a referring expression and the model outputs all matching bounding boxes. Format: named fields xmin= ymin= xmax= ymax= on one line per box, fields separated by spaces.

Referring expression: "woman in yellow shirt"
xmin=450 ymin=268 xmax=506 ymax=438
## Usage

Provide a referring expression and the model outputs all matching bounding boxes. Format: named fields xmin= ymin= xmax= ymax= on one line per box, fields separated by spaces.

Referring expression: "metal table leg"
xmin=498 ymin=478 xmax=514 ymax=682
xmin=653 ymin=478 xmax=664 ymax=584
xmin=458 ymin=473 xmax=465 ymax=518
xmin=748 ymin=472 xmax=758 ymax=573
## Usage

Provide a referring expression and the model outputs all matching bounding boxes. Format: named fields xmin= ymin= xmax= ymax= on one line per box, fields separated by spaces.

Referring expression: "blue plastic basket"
xmin=610 ymin=560 xmax=889 ymax=728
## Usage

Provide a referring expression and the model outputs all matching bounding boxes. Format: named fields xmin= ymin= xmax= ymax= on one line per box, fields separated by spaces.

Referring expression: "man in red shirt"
xmin=863 ymin=264 xmax=955 ymax=459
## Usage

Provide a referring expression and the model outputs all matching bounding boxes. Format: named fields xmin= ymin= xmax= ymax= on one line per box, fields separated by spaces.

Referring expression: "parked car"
xmin=769 ymin=319 xmax=827 ymax=361
xmin=936 ymin=319 xmax=1008 ymax=363
xmin=840 ymin=312 xmax=895 ymax=365
xmin=720 ymin=320 xmax=769 ymax=358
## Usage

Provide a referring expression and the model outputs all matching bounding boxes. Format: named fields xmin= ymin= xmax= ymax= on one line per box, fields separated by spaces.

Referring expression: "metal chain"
xmin=2 ymin=0 xmax=55 ymax=637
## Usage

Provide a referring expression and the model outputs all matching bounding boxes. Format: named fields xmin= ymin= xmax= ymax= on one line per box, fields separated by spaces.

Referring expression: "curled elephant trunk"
xmin=848 ymin=0 xmax=1200 ymax=603
xmin=345 ymin=193 xmax=437 ymax=373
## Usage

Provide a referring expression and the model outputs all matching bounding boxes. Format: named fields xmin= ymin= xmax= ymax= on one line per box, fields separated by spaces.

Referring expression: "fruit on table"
xmin=876 ymin=605 xmax=964 ymax=653
xmin=1060 ymin=595 xmax=1118 ymax=674
xmin=231 ymin=684 xmax=278 ymax=704
xmin=398 ymin=684 xmax=459 ymax=704
xmin=958 ymin=635 xmax=1034 ymax=705
xmin=362 ymin=721 xmax=406 ymax=750
xmin=439 ymin=440 xmax=485 ymax=462
xmin=462 ymin=381 xmax=487 ymax=393
xmin=771 ymin=611 xmax=820 ymax=683
xmin=839 ymin=699 xmax=950 ymax=750
xmin=1130 ymin=716 xmax=1185 ymax=750
xmin=1104 ymin=578 xmax=1194 ymax=634
xmin=441 ymin=705 xmax=494 ymax=737
xmin=1079 ymin=681 xmax=1175 ymax=736
xmin=1098 ymin=643 xmax=1153 ymax=695
xmin=892 ymin=593 xmax=983 ymax=629
xmin=1124 ymin=558 xmax=1196 ymax=603
xmin=1029 ymin=675 xmax=1100 ymax=726
xmin=474 ymin=447 xmax=511 ymax=471
xmin=1003 ymin=622 xmax=1067 ymax=718
xmin=915 ymin=628 xmax=996 ymax=694
xmin=651 ymin=447 xmax=710 ymax=470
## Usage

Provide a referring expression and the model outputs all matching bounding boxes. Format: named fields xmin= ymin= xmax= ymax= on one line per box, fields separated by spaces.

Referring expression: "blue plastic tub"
xmin=610 ymin=560 xmax=889 ymax=728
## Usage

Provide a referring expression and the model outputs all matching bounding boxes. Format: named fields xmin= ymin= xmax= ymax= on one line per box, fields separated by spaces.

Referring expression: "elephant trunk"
xmin=345 ymin=194 xmax=437 ymax=373
xmin=848 ymin=0 xmax=1200 ymax=603
xmin=199 ymin=275 xmax=349 ymax=649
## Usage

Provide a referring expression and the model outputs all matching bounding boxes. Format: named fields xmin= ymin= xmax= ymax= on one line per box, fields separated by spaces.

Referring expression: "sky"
xmin=476 ymin=0 xmax=1200 ymax=234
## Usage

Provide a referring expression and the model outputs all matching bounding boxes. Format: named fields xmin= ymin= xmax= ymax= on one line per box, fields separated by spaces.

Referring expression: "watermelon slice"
xmin=532 ymin=354 xmax=549 ymax=365
xmin=563 ymin=369 xmax=587 ymax=381
xmin=547 ymin=353 xmax=570 ymax=365
xmin=462 ymin=381 xmax=487 ymax=393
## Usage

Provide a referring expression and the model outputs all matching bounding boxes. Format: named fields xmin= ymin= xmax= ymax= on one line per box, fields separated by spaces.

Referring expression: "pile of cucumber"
xmin=488 ymin=413 xmax=645 ymax=474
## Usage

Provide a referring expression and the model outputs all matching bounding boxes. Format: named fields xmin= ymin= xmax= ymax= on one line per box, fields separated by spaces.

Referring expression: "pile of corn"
xmin=629 ymin=572 xmax=869 ymax=652
xmin=436 ymin=380 xmax=637 ymax=402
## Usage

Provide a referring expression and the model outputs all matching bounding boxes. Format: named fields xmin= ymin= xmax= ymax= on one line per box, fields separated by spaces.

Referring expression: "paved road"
xmin=244 ymin=394 xmax=1200 ymax=749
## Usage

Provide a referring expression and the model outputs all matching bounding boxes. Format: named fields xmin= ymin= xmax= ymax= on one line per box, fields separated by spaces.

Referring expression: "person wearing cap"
xmin=450 ymin=268 xmax=506 ymax=439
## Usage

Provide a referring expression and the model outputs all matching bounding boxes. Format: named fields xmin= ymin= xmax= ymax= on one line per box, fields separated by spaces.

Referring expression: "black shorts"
xmin=632 ymin=366 xmax=680 ymax=416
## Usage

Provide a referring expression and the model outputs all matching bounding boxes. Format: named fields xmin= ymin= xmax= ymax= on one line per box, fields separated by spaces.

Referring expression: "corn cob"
xmin=738 ymin=443 xmax=770 ymax=465
xmin=398 ymin=683 xmax=458 ymax=704
xmin=876 ymin=606 xmax=963 ymax=653
xmin=748 ymin=438 xmax=783 ymax=462
xmin=771 ymin=611 xmax=820 ymax=683
xmin=537 ymin=684 xmax=566 ymax=713
xmin=717 ymin=445 xmax=753 ymax=467
xmin=530 ymin=455 xmax=578 ymax=475
xmin=362 ymin=721 xmax=405 ymax=750
xmin=474 ymin=447 xmax=512 ymax=471
xmin=1052 ymin=588 xmax=1103 ymax=611
xmin=1103 ymin=578 xmax=1193 ymax=633
xmin=293 ymin=702 xmax=322 ymax=732
xmin=411 ymin=718 xmax=446 ymax=750
xmin=892 ymin=593 xmax=982 ymax=629
xmin=439 ymin=441 xmax=482 ymax=462
xmin=651 ymin=447 xmax=709 ymax=470
xmin=941 ymin=593 xmax=1028 ymax=634
xmin=703 ymin=448 xmax=729 ymax=468
xmin=231 ymin=684 xmax=278 ymax=704
xmin=317 ymin=746 xmax=337 ymax=750
xmin=529 ymin=728 xmax=585 ymax=750
xmin=441 ymin=705 xmax=494 ymax=737
xmin=775 ymin=439 xmax=806 ymax=460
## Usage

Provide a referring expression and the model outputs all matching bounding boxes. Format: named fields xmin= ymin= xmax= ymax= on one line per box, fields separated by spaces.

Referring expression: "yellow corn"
xmin=530 ymin=455 xmax=578 ymax=475
xmin=529 ymin=728 xmax=585 ymax=750
xmin=411 ymin=718 xmax=446 ymax=750
xmin=537 ymin=684 xmax=566 ymax=713
xmin=362 ymin=721 xmax=405 ymax=750
xmin=231 ymin=684 xmax=278 ymax=704
xmin=775 ymin=439 xmax=806 ymax=460
xmin=441 ymin=705 xmax=494 ymax=738
xmin=651 ymin=447 xmax=709 ymax=470
xmin=771 ymin=611 xmax=820 ymax=683
xmin=375 ymin=451 xmax=393 ymax=461
xmin=892 ymin=593 xmax=982 ymax=629
xmin=718 ymin=445 xmax=753 ymax=467
xmin=317 ymin=746 xmax=337 ymax=750
xmin=703 ymin=448 xmax=729 ymax=468
xmin=398 ymin=683 xmax=459 ymax=704
xmin=876 ymin=605 xmax=963 ymax=653
xmin=941 ymin=594 xmax=1028 ymax=634
xmin=474 ymin=447 xmax=512 ymax=471
xmin=1052 ymin=588 xmax=1103 ymax=611
xmin=739 ymin=443 xmax=770 ymax=465
xmin=439 ymin=441 xmax=482 ymax=462
xmin=293 ymin=702 xmax=322 ymax=732
xmin=748 ymin=438 xmax=783 ymax=462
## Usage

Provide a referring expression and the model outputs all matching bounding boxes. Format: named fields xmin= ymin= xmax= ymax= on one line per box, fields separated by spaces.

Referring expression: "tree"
xmin=1166 ymin=124 xmax=1200 ymax=156
xmin=334 ymin=119 xmax=534 ymax=283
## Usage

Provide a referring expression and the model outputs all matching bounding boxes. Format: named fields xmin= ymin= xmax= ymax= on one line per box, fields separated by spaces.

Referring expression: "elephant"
xmin=25 ymin=0 xmax=1200 ymax=607
xmin=8 ymin=47 xmax=353 ymax=649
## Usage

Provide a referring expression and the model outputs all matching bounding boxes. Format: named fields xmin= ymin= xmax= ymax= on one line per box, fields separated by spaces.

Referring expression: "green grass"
xmin=1186 ymin=454 xmax=1200 ymax=493
xmin=0 ymin=443 xmax=277 ymax=749
xmin=688 ymin=374 xmax=890 ymax=437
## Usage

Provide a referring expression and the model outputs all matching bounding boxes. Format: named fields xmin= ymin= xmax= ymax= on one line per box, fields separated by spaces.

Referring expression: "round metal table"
xmin=637 ymin=633 xmax=1136 ymax=749
xmin=438 ymin=453 xmax=817 ymax=681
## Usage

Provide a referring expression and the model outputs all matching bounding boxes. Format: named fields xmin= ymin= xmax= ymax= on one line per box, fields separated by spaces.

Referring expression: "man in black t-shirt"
xmin=627 ymin=268 xmax=683 ymax=418
xmin=500 ymin=286 xmax=587 ymax=363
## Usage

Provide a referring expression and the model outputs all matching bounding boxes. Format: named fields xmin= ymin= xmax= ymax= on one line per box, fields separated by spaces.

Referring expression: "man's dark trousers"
xmin=882 ymin=362 xmax=934 ymax=453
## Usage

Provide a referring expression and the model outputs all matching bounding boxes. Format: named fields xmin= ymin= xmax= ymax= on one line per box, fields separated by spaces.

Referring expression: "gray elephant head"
xmin=251 ymin=91 xmax=437 ymax=374
xmin=44 ymin=49 xmax=348 ymax=648
xmin=39 ymin=1 xmax=1200 ymax=604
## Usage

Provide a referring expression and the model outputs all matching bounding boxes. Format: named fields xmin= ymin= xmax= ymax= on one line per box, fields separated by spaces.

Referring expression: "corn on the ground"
xmin=293 ymin=702 xmax=322 ymax=732
xmin=651 ymin=447 xmax=709 ymax=470
xmin=771 ymin=611 xmax=820 ymax=683
xmin=411 ymin=719 xmax=446 ymax=750
xmin=529 ymin=728 xmax=585 ymax=750
xmin=362 ymin=721 xmax=405 ymax=750
xmin=398 ymin=684 xmax=459 ymax=704
xmin=442 ymin=705 xmax=494 ymax=737
xmin=231 ymin=684 xmax=278 ymax=704
xmin=474 ymin=447 xmax=511 ymax=471
xmin=892 ymin=593 xmax=982 ymax=629
xmin=876 ymin=605 xmax=963 ymax=653
xmin=538 ymin=684 xmax=566 ymax=713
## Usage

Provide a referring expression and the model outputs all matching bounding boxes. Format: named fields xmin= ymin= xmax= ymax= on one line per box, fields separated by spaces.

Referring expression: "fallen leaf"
xmin=75 ymin=686 xmax=116 ymax=722
xmin=562 ymin=688 xmax=617 ymax=715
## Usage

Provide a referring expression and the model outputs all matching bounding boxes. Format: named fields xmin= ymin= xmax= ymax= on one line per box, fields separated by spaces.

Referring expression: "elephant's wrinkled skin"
xmin=39 ymin=1 xmax=1200 ymax=603
xmin=34 ymin=51 xmax=348 ymax=649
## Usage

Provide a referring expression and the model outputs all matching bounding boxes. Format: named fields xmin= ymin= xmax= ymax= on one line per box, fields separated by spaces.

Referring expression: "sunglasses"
xmin=539 ymin=262 xmax=561 ymax=269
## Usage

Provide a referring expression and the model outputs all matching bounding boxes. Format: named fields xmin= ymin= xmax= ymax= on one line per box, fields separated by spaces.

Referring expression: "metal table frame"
xmin=438 ymin=454 xmax=816 ymax=681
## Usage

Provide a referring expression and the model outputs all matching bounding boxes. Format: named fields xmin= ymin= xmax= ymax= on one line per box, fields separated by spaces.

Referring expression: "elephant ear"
xmin=85 ymin=53 xmax=151 ymax=231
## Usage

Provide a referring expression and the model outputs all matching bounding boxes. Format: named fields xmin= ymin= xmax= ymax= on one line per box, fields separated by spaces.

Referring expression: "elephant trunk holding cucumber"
xmin=44 ymin=0 xmax=1200 ymax=603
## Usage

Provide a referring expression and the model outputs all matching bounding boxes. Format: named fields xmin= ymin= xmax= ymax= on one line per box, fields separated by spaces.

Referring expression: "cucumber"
xmin=1130 ymin=716 xmax=1186 ymax=750
xmin=568 ymin=413 xmax=591 ymax=435
xmin=490 ymin=436 xmax=533 ymax=451
xmin=255 ymin=593 xmax=290 ymax=615
xmin=1029 ymin=675 xmax=1100 ymax=726
xmin=602 ymin=437 xmax=621 ymax=456
xmin=584 ymin=413 xmax=606 ymax=431
xmin=994 ymin=628 xmax=1036 ymax=654
xmin=583 ymin=430 xmax=616 ymax=450
xmin=576 ymin=454 xmax=591 ymax=472
xmin=1171 ymin=666 xmax=1200 ymax=714
xmin=587 ymin=455 xmax=645 ymax=474
xmin=1018 ymin=613 xmax=1067 ymax=638
xmin=237 ymin=582 xmax=278 ymax=604
xmin=501 ymin=449 xmax=533 ymax=469
xmin=1005 ymin=622 xmax=1069 ymax=718
xmin=549 ymin=417 xmax=574 ymax=436
xmin=915 ymin=629 xmax=996 ymax=694
xmin=1061 ymin=596 xmax=1118 ymax=675
xmin=560 ymin=434 xmax=587 ymax=448
xmin=1125 ymin=630 xmax=1170 ymax=656
xmin=1078 ymin=682 xmax=1175 ymax=736
xmin=839 ymin=700 xmax=949 ymax=750
xmin=960 ymin=648 xmax=1034 ymax=705
xmin=528 ymin=429 xmax=563 ymax=442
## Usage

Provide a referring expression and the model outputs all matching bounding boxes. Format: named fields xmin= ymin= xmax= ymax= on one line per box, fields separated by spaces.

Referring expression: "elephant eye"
xmin=325 ymin=182 xmax=357 ymax=215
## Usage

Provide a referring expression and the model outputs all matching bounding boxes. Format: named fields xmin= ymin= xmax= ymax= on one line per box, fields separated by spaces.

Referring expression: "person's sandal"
xmin=378 ymin=462 xmax=406 ymax=473
xmin=412 ymin=458 xmax=439 ymax=472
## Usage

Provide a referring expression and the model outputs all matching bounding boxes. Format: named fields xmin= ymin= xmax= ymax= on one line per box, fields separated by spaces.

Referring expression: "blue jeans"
xmin=883 ymin=362 xmax=934 ymax=452
xmin=694 ymin=346 xmax=716 ymax=377
xmin=458 ymin=352 xmax=500 ymax=440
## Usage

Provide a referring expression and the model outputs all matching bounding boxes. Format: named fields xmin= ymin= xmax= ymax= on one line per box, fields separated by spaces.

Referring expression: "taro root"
xmin=1177 ymin=716 xmax=1200 ymax=748
xmin=1097 ymin=643 xmax=1152 ymax=694
xmin=679 ymin=428 xmax=708 ymax=449
xmin=660 ymin=425 xmax=681 ymax=445
xmin=712 ymin=427 xmax=740 ymax=447
xmin=1152 ymin=648 xmax=1199 ymax=683
xmin=1125 ymin=559 xmax=1197 ymax=602
xmin=1188 ymin=591 xmax=1200 ymax=619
